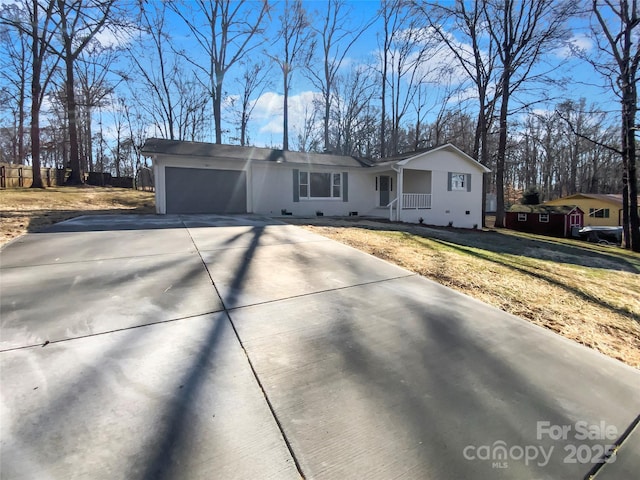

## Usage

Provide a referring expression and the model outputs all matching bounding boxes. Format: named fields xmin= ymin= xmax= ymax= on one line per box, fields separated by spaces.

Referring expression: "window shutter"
xmin=342 ymin=172 xmax=348 ymax=202
xmin=293 ymin=169 xmax=299 ymax=202
xmin=447 ymin=172 xmax=453 ymax=191
xmin=466 ymin=174 xmax=472 ymax=192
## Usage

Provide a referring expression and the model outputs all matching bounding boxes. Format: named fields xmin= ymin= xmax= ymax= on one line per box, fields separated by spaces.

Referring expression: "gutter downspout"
xmin=391 ymin=164 xmax=403 ymax=222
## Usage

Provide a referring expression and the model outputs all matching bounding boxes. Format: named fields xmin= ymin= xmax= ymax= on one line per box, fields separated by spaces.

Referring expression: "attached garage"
xmin=165 ymin=167 xmax=247 ymax=214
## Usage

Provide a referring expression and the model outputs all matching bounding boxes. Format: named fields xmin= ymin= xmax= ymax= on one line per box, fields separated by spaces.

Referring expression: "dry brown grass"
xmin=0 ymin=186 xmax=155 ymax=246
xmin=288 ymin=218 xmax=640 ymax=369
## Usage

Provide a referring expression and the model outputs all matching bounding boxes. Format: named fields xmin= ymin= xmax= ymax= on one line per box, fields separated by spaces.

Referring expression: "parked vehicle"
xmin=577 ymin=226 xmax=623 ymax=245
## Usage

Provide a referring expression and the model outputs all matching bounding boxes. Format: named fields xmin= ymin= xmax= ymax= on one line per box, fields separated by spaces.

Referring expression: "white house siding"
xmin=250 ymin=164 xmax=383 ymax=217
xmin=397 ymin=149 xmax=485 ymax=228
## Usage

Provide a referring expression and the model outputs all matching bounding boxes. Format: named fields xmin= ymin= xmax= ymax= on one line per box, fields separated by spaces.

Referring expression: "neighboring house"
xmin=505 ymin=204 xmax=584 ymax=238
xmin=140 ymin=139 xmax=490 ymax=228
xmin=544 ymin=193 xmax=640 ymax=227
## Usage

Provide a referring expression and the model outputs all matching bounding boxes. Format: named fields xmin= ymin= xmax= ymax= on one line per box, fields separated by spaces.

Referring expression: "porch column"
xmin=397 ymin=167 xmax=404 ymax=221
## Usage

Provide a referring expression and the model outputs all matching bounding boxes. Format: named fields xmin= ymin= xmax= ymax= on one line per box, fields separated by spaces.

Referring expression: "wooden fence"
xmin=0 ymin=162 xmax=144 ymax=190
xmin=0 ymin=162 xmax=59 ymax=188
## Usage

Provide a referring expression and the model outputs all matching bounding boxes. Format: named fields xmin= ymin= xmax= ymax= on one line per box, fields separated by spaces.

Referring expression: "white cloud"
xmin=555 ymin=34 xmax=593 ymax=58
xmin=94 ymin=25 xmax=135 ymax=49
xmin=252 ymin=90 xmax=322 ymax=136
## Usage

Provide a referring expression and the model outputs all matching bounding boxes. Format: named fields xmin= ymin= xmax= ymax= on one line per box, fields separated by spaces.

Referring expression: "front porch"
xmin=385 ymin=169 xmax=432 ymax=221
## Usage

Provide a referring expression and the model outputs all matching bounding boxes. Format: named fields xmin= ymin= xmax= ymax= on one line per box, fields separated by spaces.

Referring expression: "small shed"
xmin=505 ymin=205 xmax=584 ymax=238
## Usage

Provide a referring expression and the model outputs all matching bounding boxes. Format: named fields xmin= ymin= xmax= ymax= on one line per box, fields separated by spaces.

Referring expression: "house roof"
xmin=140 ymin=138 xmax=371 ymax=168
xmin=545 ymin=193 xmax=639 ymax=207
xmin=394 ymin=144 xmax=491 ymax=173
xmin=141 ymin=139 xmax=490 ymax=172
xmin=508 ymin=204 xmax=582 ymax=214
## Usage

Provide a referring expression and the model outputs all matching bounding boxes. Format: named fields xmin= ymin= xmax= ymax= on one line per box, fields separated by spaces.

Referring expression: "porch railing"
xmin=402 ymin=193 xmax=431 ymax=209
xmin=387 ymin=197 xmax=398 ymax=221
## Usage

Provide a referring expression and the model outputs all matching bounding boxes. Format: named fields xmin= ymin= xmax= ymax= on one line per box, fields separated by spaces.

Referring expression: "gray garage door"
xmin=165 ymin=167 xmax=247 ymax=214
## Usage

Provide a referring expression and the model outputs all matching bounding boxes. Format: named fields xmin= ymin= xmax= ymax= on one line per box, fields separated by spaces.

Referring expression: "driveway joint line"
xmin=0 ymin=311 xmax=224 ymax=354
xmin=226 ymin=273 xmax=418 ymax=312
xmin=583 ymin=413 xmax=640 ymax=479
xmin=0 ymin=250 xmax=199 ymax=270
xmin=183 ymin=220 xmax=306 ymax=479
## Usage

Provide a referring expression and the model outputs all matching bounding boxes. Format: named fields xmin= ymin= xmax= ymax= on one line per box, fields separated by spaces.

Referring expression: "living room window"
xmin=299 ymin=171 xmax=342 ymax=199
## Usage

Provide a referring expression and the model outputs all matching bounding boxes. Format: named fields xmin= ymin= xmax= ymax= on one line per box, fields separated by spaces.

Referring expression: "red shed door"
xmin=569 ymin=212 xmax=582 ymax=228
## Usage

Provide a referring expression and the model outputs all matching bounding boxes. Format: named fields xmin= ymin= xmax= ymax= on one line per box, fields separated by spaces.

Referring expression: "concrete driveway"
xmin=1 ymin=214 xmax=638 ymax=479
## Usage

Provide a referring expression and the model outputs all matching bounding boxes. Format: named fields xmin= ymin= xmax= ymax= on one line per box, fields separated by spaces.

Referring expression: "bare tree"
xmin=378 ymin=0 xmax=403 ymax=158
xmin=170 ymin=0 xmax=269 ymax=144
xmin=591 ymin=0 xmax=640 ymax=251
xmin=76 ymin=41 xmax=116 ymax=173
xmin=233 ymin=60 xmax=272 ymax=146
xmin=332 ymin=66 xmax=376 ymax=156
xmin=271 ymin=0 xmax=315 ymax=151
xmin=307 ymin=0 xmax=374 ymax=152
xmin=484 ymin=0 xmax=575 ymax=227
xmin=0 ymin=21 xmax=29 ymax=164
xmin=387 ymin=23 xmax=442 ymax=155
xmin=1 ymin=0 xmax=59 ymax=188
xmin=48 ymin=0 xmax=116 ymax=184
xmin=126 ymin=1 xmax=180 ymax=140
xmin=295 ymin=101 xmax=322 ymax=152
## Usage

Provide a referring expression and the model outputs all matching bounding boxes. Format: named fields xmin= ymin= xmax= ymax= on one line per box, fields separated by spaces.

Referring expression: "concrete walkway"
xmin=1 ymin=214 xmax=638 ymax=479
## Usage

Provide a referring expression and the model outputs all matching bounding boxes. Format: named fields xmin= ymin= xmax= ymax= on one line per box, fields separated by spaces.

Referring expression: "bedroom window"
xmin=517 ymin=213 xmax=527 ymax=222
xmin=539 ymin=213 xmax=549 ymax=223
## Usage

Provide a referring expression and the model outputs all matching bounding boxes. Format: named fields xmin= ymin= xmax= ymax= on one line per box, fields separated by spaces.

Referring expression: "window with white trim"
xmin=299 ymin=171 xmax=342 ymax=199
xmin=589 ymin=208 xmax=610 ymax=218
xmin=450 ymin=173 xmax=466 ymax=191
xmin=517 ymin=213 xmax=527 ymax=222
xmin=539 ymin=213 xmax=549 ymax=223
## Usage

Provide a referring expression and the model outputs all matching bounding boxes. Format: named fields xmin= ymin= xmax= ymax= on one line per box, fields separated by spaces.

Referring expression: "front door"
xmin=379 ymin=175 xmax=391 ymax=207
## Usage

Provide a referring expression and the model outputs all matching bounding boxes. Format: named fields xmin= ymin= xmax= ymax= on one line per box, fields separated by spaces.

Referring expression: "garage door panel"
xmin=165 ymin=167 xmax=247 ymax=214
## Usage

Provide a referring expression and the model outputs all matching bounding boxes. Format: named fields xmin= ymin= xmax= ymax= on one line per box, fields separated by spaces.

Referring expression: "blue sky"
xmin=6 ymin=0 xmax=618 ymax=151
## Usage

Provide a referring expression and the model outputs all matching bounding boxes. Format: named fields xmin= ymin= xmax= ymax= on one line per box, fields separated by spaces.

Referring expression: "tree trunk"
xmin=494 ymin=72 xmax=510 ymax=228
xmin=30 ymin=5 xmax=43 ymax=189
xmin=18 ymin=80 xmax=25 ymax=165
xmin=622 ymin=83 xmax=639 ymax=251
xmin=30 ymin=83 xmax=43 ymax=188
xmin=324 ymin=90 xmax=330 ymax=151
xmin=380 ymin=18 xmax=388 ymax=158
xmin=214 ymin=75 xmax=223 ymax=144
xmin=240 ymin=110 xmax=247 ymax=146
xmin=64 ymin=47 xmax=82 ymax=184
xmin=283 ymin=69 xmax=289 ymax=151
